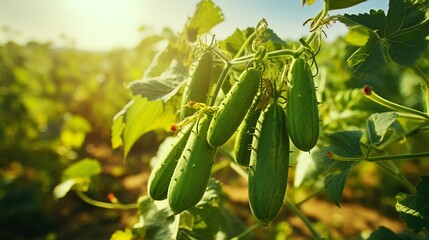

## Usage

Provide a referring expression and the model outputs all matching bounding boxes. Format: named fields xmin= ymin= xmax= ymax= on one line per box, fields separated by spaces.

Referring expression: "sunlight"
xmin=57 ymin=0 xmax=191 ymax=50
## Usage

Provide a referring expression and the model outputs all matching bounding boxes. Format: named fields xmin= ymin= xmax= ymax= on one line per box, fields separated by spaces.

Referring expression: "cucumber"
xmin=180 ymin=51 xmax=214 ymax=120
xmin=248 ymin=102 xmax=290 ymax=225
xmin=147 ymin=124 xmax=193 ymax=200
xmin=208 ymin=68 xmax=261 ymax=147
xmin=286 ymin=57 xmax=319 ymax=151
xmin=233 ymin=95 xmax=262 ymax=166
xmin=167 ymin=116 xmax=217 ymax=214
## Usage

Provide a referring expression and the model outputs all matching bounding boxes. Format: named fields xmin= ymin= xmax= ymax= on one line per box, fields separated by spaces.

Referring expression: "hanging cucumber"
xmin=147 ymin=124 xmax=193 ymax=201
xmin=167 ymin=116 xmax=217 ymax=214
xmin=248 ymin=102 xmax=290 ymax=225
xmin=180 ymin=51 xmax=214 ymax=120
xmin=233 ymin=94 xmax=262 ymax=166
xmin=208 ymin=68 xmax=261 ymax=147
xmin=286 ymin=57 xmax=319 ymax=151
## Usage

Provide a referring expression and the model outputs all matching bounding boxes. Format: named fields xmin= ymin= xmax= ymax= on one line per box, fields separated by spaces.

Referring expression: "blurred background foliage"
xmin=0 ymin=26 xmax=428 ymax=239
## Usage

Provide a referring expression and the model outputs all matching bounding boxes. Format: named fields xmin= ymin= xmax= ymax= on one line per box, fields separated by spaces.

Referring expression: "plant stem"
xmin=212 ymin=159 xmax=230 ymax=173
xmin=376 ymin=161 xmax=417 ymax=194
xmin=295 ymin=189 xmax=323 ymax=207
xmin=412 ymin=66 xmax=429 ymax=114
xmin=209 ymin=62 xmax=232 ymax=106
xmin=284 ymin=198 xmax=323 ymax=240
xmin=231 ymin=222 xmax=262 ymax=240
xmin=363 ymin=86 xmax=429 ymax=120
xmin=75 ymin=190 xmax=139 ymax=210
xmin=300 ymin=0 xmax=329 ymax=50
xmin=328 ymin=151 xmax=429 ymax=162
xmin=234 ymin=29 xmax=258 ymax=59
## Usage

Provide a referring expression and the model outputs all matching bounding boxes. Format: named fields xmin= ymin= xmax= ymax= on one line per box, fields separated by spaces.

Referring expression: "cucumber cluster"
xmin=147 ymin=52 xmax=319 ymax=224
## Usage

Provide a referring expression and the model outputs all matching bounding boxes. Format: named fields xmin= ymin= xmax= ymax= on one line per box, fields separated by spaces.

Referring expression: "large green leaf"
xmin=111 ymin=96 xmax=176 ymax=158
xmin=396 ymin=175 xmax=429 ymax=233
xmin=335 ymin=0 xmax=429 ymax=76
xmin=127 ymin=59 xmax=187 ymax=102
xmin=185 ymin=0 xmax=224 ymax=41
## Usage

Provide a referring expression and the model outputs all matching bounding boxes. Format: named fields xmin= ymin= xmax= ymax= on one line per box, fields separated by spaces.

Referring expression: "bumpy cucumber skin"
xmin=248 ymin=103 xmax=290 ymax=225
xmin=286 ymin=57 xmax=319 ymax=152
xmin=180 ymin=51 xmax=214 ymax=120
xmin=233 ymin=97 xmax=262 ymax=166
xmin=167 ymin=116 xmax=217 ymax=214
xmin=147 ymin=124 xmax=193 ymax=201
xmin=208 ymin=68 xmax=261 ymax=147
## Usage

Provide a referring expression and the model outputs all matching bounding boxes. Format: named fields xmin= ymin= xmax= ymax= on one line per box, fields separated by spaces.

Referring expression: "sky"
xmin=0 ymin=0 xmax=388 ymax=51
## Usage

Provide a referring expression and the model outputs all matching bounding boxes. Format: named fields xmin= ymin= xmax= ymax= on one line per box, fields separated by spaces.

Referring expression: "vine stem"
xmin=362 ymin=85 xmax=429 ymax=120
xmin=230 ymin=223 xmax=262 ymax=240
xmin=327 ymin=151 xmax=429 ymax=162
xmin=412 ymin=66 xmax=429 ymax=114
xmin=295 ymin=189 xmax=324 ymax=207
xmin=208 ymin=62 xmax=232 ymax=106
xmin=284 ymin=198 xmax=323 ymax=240
xmin=75 ymin=190 xmax=139 ymax=210
xmin=300 ymin=0 xmax=329 ymax=50
xmin=376 ymin=161 xmax=417 ymax=194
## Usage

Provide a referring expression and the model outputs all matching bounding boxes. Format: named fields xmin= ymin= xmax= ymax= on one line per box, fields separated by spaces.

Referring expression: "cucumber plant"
xmin=57 ymin=0 xmax=429 ymax=239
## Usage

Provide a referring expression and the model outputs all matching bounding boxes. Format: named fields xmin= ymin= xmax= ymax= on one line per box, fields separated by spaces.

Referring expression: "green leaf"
xmin=186 ymin=0 xmax=224 ymax=40
xmin=132 ymin=180 xmax=245 ymax=240
xmin=132 ymin=198 xmax=180 ymax=239
xmin=324 ymin=167 xmax=353 ymax=207
xmin=322 ymin=131 xmax=363 ymax=206
xmin=178 ymin=180 xmax=246 ymax=240
xmin=396 ymin=175 xmax=429 ymax=233
xmin=53 ymin=158 xmax=102 ymax=199
xmin=366 ymin=112 xmax=405 ymax=147
xmin=369 ymin=226 xmax=424 ymax=240
xmin=328 ymin=130 xmax=364 ymax=157
xmin=127 ymin=59 xmax=187 ymax=102
xmin=144 ymin=44 xmax=177 ymax=78
xmin=219 ymin=28 xmax=250 ymax=56
xmin=111 ymin=96 xmax=176 ymax=158
xmin=62 ymin=158 xmax=102 ymax=181
xmin=53 ymin=179 xmax=76 ymax=199
xmin=328 ymin=0 xmax=367 ymax=10
xmin=336 ymin=0 xmax=429 ymax=76
xmin=344 ymin=28 xmax=370 ymax=46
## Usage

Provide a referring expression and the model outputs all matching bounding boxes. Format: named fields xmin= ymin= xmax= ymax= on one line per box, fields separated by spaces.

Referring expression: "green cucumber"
xmin=180 ymin=51 xmax=214 ymax=120
xmin=286 ymin=57 xmax=319 ymax=151
xmin=208 ymin=68 xmax=261 ymax=147
xmin=147 ymin=124 xmax=193 ymax=200
xmin=248 ymin=102 xmax=290 ymax=225
xmin=167 ymin=116 xmax=217 ymax=214
xmin=233 ymin=95 xmax=262 ymax=166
